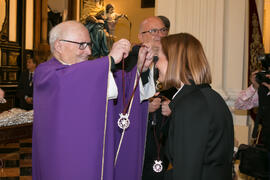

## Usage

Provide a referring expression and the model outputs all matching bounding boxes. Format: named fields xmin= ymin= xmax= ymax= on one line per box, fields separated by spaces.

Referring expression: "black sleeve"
xmin=141 ymin=69 xmax=149 ymax=85
xmin=115 ymin=45 xmax=150 ymax=85
xmin=115 ymin=45 xmax=140 ymax=72
xmin=160 ymin=88 xmax=178 ymax=100
xmin=110 ymin=56 xmax=116 ymax=72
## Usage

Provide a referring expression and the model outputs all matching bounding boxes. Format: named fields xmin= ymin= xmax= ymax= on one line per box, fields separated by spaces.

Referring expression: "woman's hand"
xmin=161 ymin=99 xmax=171 ymax=116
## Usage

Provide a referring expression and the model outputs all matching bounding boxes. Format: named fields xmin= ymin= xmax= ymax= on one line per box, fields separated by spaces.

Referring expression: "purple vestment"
xmin=32 ymin=57 xmax=148 ymax=180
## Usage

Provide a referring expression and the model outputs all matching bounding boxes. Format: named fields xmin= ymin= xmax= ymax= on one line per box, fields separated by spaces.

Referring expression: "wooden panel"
xmin=0 ymin=48 xmax=21 ymax=84
xmin=33 ymin=0 xmax=51 ymax=64
xmin=1 ymin=69 xmax=18 ymax=82
xmin=2 ymin=51 xmax=7 ymax=65
xmin=68 ymin=0 xmax=77 ymax=20
xmin=0 ymin=123 xmax=32 ymax=144
xmin=8 ymin=72 xmax=17 ymax=81
xmin=3 ymin=71 xmax=7 ymax=80
xmin=0 ymin=0 xmax=29 ymax=111
xmin=8 ymin=52 xmax=19 ymax=66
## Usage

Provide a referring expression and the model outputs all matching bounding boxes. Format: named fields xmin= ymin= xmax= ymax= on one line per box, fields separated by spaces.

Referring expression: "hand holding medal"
xmin=109 ymin=39 xmax=131 ymax=64
xmin=137 ymin=44 xmax=154 ymax=72
xmin=118 ymin=43 xmax=154 ymax=130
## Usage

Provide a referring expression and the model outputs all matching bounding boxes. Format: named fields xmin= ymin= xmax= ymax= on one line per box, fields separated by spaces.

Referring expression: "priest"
xmin=32 ymin=21 xmax=155 ymax=180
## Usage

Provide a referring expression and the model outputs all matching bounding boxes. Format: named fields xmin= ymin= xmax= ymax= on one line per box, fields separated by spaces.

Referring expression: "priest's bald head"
xmin=49 ymin=21 xmax=92 ymax=65
xmin=138 ymin=16 xmax=167 ymax=44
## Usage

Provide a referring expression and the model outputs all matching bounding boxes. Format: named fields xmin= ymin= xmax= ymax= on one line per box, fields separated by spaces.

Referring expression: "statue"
xmin=81 ymin=0 xmax=109 ymax=58
xmin=104 ymin=4 xmax=126 ymax=36
xmin=81 ymin=2 xmax=126 ymax=58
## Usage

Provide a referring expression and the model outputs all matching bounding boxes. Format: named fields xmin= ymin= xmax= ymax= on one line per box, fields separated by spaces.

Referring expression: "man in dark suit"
xmin=139 ymin=16 xmax=177 ymax=180
xmin=16 ymin=58 xmax=37 ymax=110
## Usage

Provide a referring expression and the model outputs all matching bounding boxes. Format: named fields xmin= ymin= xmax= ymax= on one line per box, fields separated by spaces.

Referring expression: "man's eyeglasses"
xmin=59 ymin=40 xmax=92 ymax=50
xmin=141 ymin=27 xmax=168 ymax=35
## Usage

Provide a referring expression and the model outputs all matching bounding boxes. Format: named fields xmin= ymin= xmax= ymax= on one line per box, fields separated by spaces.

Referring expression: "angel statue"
xmin=81 ymin=0 xmax=109 ymax=58
xmin=104 ymin=4 xmax=126 ymax=37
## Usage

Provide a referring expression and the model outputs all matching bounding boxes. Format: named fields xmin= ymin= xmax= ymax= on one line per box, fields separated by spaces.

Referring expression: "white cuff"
xmin=139 ymin=65 xmax=156 ymax=102
xmin=107 ymin=71 xmax=118 ymax=100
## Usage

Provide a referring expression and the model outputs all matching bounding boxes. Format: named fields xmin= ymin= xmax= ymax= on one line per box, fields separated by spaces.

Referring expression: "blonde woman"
xmin=156 ymin=33 xmax=234 ymax=180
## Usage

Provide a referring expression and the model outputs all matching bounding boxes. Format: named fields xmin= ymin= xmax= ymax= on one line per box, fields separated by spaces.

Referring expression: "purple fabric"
xmin=32 ymin=57 xmax=148 ymax=180
xmin=109 ymin=67 xmax=149 ymax=180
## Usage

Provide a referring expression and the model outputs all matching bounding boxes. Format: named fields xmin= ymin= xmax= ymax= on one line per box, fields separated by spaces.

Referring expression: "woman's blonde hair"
xmin=161 ymin=33 xmax=212 ymax=89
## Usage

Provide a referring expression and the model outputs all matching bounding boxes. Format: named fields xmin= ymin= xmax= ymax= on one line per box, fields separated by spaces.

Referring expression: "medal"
xmin=153 ymin=160 xmax=163 ymax=173
xmin=155 ymin=80 xmax=163 ymax=91
xmin=117 ymin=113 xmax=130 ymax=130
xmin=114 ymin=54 xmax=147 ymax=165
xmin=151 ymin=112 xmax=168 ymax=173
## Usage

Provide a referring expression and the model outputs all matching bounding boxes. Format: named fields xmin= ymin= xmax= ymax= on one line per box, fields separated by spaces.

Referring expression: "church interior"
xmin=0 ymin=0 xmax=270 ymax=179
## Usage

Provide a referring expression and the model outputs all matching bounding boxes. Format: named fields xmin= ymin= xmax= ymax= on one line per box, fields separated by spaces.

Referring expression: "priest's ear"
xmin=54 ymin=40 xmax=63 ymax=53
xmin=138 ymin=33 xmax=143 ymax=42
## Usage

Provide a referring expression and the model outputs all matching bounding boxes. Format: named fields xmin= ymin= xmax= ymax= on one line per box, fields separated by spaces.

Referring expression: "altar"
xmin=0 ymin=109 xmax=33 ymax=144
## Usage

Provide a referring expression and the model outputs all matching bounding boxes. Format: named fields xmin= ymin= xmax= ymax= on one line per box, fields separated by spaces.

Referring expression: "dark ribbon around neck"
xmin=121 ymin=50 xmax=148 ymax=115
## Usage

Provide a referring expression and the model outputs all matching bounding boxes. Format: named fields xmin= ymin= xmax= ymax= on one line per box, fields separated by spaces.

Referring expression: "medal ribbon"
xmin=114 ymin=49 xmax=148 ymax=165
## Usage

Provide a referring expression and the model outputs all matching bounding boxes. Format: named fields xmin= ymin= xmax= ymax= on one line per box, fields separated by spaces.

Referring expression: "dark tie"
xmin=29 ymin=73 xmax=32 ymax=81
xmin=29 ymin=72 xmax=33 ymax=86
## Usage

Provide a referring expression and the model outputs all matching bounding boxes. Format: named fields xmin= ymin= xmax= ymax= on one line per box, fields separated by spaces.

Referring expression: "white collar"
xmin=172 ymin=85 xmax=184 ymax=99
xmin=57 ymin=59 xmax=72 ymax=66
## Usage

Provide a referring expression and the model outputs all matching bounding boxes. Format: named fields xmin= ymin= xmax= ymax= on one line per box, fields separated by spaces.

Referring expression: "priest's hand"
xmin=109 ymin=39 xmax=131 ymax=64
xmin=137 ymin=44 xmax=154 ymax=72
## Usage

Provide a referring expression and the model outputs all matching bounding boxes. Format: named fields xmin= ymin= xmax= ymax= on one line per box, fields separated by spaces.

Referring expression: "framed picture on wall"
xmin=141 ymin=0 xmax=155 ymax=8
